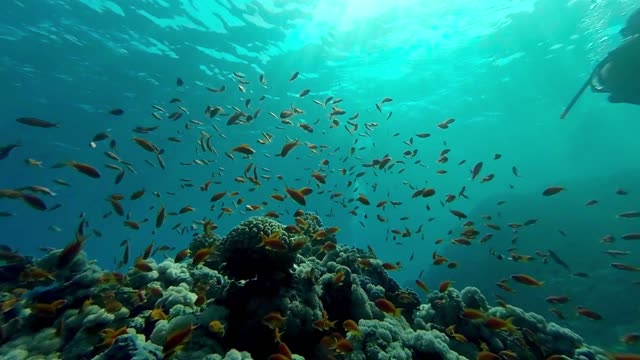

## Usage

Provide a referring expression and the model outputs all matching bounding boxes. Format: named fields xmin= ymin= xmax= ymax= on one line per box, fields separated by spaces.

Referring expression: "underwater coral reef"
xmin=0 ymin=213 xmax=627 ymax=360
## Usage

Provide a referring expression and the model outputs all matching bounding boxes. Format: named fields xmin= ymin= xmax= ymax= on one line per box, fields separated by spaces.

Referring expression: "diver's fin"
xmin=560 ymin=77 xmax=591 ymax=119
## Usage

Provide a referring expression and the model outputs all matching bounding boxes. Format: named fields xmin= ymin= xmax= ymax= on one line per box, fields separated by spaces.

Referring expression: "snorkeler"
xmin=560 ymin=8 xmax=640 ymax=119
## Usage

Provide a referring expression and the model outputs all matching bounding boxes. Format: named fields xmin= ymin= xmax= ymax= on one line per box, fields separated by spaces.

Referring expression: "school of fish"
xmin=1 ymin=68 xmax=639 ymax=360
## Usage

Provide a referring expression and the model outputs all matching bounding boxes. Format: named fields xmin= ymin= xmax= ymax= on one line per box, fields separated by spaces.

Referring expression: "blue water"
xmin=1 ymin=0 xmax=640 ymax=351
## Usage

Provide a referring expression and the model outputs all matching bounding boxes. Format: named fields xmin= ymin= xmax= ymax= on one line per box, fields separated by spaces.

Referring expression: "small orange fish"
xmin=320 ymin=241 xmax=337 ymax=253
xmin=375 ymin=298 xmax=402 ymax=317
xmin=439 ymin=280 xmax=453 ymax=293
xmin=134 ymin=259 xmax=153 ymax=272
xmin=208 ymin=320 xmax=225 ymax=336
xmin=150 ymin=308 xmax=168 ymax=321
xmin=55 ymin=161 xmax=101 ymax=178
xmin=415 ymin=279 xmax=429 ymax=293
xmin=276 ymin=140 xmax=300 ymax=158
xmin=576 ymin=306 xmax=603 ymax=320
xmin=511 ymin=273 xmax=543 ymax=286
xmin=174 ymin=249 xmax=191 ymax=263
xmin=263 ymin=311 xmax=287 ymax=329
xmin=258 ymin=232 xmax=288 ymax=251
xmin=335 ymin=338 xmax=353 ymax=354
xmin=98 ymin=326 xmax=129 ymax=347
xmin=192 ymin=247 xmax=215 ymax=266
xmin=461 ymin=308 xmax=486 ymax=320
xmin=357 ymin=194 xmax=370 ymax=205
xmin=381 ymin=262 xmax=401 ymax=270
xmin=343 ymin=319 xmax=360 ymax=334
xmin=31 ymin=299 xmax=66 ymax=317
xmin=312 ymin=310 xmax=337 ymax=330
xmin=163 ymin=324 xmax=197 ymax=356
xmin=285 ymin=187 xmax=306 ymax=206
xmin=210 ymin=192 xmax=226 ymax=202
xmin=484 ymin=317 xmax=518 ymax=332
xmin=232 ymin=144 xmax=256 ymax=155
xmin=357 ymin=258 xmax=372 ymax=268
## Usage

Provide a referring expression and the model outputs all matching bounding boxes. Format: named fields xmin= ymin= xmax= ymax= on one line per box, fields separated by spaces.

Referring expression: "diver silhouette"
xmin=560 ymin=8 xmax=640 ymax=119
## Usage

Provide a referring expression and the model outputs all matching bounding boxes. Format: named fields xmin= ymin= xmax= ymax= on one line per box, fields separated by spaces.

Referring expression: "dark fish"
xmin=115 ymin=170 xmax=125 ymax=184
xmin=177 ymin=77 xmax=184 ymax=86
xmin=109 ymin=108 xmax=125 ymax=116
xmin=16 ymin=117 xmax=59 ymax=128
xmin=512 ymin=166 xmax=521 ymax=177
xmin=0 ymin=144 xmax=20 ymax=160
xmin=471 ymin=162 xmax=483 ymax=180
xmin=548 ymin=249 xmax=571 ymax=272
xmin=289 ymin=71 xmax=299 ymax=81
xmin=622 ymin=233 xmax=640 ymax=240
xmin=92 ymin=132 xmax=110 ymax=142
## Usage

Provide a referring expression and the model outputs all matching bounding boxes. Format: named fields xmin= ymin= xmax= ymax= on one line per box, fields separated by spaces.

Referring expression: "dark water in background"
xmin=1 ymin=0 xmax=640 ymax=351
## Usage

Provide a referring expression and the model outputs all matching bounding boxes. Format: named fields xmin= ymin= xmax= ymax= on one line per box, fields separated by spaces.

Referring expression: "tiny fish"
xmin=512 ymin=166 xmax=521 ymax=177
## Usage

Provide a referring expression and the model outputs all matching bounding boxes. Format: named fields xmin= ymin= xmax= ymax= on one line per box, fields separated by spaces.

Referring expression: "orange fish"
xmin=312 ymin=310 xmax=337 ymax=330
xmin=57 ymin=220 xmax=88 ymax=268
xmin=343 ymin=319 xmax=360 ymax=334
xmin=335 ymin=338 xmax=353 ymax=354
xmin=31 ymin=299 xmax=66 ymax=317
xmin=134 ymin=259 xmax=153 ymax=272
xmin=357 ymin=194 xmax=370 ymax=205
xmin=54 ymin=161 xmax=101 ymax=178
xmin=285 ymin=187 xmax=306 ymax=206
xmin=163 ymin=324 xmax=197 ymax=356
xmin=381 ymin=262 xmax=401 ymax=270
xmin=258 ymin=232 xmax=287 ymax=251
xmin=174 ymin=249 xmax=191 ymax=263
xmin=232 ymin=144 xmax=256 ymax=155
xmin=484 ymin=317 xmax=518 ymax=332
xmin=98 ymin=326 xmax=129 ymax=347
xmin=375 ymin=298 xmax=402 ymax=317
xmin=210 ymin=192 xmax=226 ymax=202
xmin=263 ymin=311 xmax=287 ymax=329
xmin=192 ymin=247 xmax=215 ymax=265
xmin=576 ymin=306 xmax=603 ymax=320
xmin=510 ymin=273 xmax=543 ymax=286
xmin=439 ymin=280 xmax=453 ymax=292
xmin=276 ymin=140 xmax=300 ymax=158
xmin=415 ymin=279 xmax=429 ymax=293
xmin=461 ymin=308 xmax=485 ymax=320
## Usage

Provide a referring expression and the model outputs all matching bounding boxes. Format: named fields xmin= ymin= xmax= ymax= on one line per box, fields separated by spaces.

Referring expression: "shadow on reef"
xmin=0 ymin=212 xmax=620 ymax=359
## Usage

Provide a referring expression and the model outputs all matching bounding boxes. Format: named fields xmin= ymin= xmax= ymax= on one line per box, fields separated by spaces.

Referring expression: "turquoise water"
xmin=1 ymin=0 xmax=639 ymax=352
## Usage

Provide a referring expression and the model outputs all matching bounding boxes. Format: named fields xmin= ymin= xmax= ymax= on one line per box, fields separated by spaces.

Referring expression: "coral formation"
xmin=0 ymin=213 xmax=614 ymax=359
